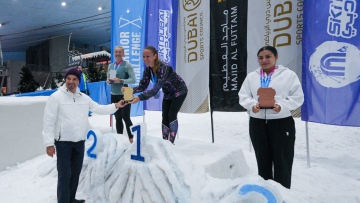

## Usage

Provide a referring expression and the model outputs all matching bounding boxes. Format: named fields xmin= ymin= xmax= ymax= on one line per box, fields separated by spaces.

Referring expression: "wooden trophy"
xmin=123 ymin=87 xmax=134 ymax=102
xmin=257 ymin=87 xmax=276 ymax=109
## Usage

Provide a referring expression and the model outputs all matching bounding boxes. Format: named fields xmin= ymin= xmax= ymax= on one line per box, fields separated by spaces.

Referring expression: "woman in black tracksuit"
xmin=128 ymin=46 xmax=188 ymax=144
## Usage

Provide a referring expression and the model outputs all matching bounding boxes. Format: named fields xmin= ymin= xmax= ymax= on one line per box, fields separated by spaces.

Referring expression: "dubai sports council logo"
xmin=309 ymin=41 xmax=360 ymax=88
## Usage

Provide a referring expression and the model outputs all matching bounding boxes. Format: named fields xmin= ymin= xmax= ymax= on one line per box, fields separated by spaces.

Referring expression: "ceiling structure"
xmin=0 ymin=0 xmax=111 ymax=53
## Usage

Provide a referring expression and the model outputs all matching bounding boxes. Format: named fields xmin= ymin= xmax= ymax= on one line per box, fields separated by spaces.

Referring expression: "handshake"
xmin=121 ymin=100 xmax=133 ymax=104
xmin=115 ymin=100 xmax=127 ymax=109
xmin=115 ymin=99 xmax=135 ymax=108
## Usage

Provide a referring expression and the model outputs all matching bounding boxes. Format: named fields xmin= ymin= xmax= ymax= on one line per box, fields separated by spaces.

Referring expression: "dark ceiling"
xmin=0 ymin=0 xmax=111 ymax=53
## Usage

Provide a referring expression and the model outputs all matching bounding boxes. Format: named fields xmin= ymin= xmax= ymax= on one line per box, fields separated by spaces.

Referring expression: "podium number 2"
xmin=131 ymin=125 xmax=145 ymax=162
xmin=87 ymin=130 xmax=97 ymax=159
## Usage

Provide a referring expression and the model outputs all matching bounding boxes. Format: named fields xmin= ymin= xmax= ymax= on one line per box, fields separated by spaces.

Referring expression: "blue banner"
xmin=144 ymin=0 xmax=178 ymax=111
xmin=111 ymin=0 xmax=147 ymax=116
xmin=302 ymin=0 xmax=360 ymax=126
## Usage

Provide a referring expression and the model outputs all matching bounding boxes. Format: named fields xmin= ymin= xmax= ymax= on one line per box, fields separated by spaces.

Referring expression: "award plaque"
xmin=109 ymin=70 xmax=116 ymax=79
xmin=257 ymin=87 xmax=276 ymax=109
xmin=123 ymin=87 xmax=134 ymax=101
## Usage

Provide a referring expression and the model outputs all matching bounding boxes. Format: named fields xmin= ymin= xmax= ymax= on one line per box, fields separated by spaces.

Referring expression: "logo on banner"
xmin=183 ymin=0 xmax=202 ymax=11
xmin=327 ymin=0 xmax=358 ymax=38
xmin=309 ymin=41 xmax=360 ymax=88
xmin=119 ymin=16 xmax=142 ymax=28
xmin=117 ymin=14 xmax=144 ymax=85
xmin=181 ymin=0 xmax=205 ymax=63
xmin=158 ymin=9 xmax=171 ymax=63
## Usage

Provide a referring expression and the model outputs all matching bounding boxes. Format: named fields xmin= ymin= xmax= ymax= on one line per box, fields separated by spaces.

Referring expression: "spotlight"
xmin=61 ymin=2 xmax=66 ymax=6
xmin=98 ymin=7 xmax=103 ymax=11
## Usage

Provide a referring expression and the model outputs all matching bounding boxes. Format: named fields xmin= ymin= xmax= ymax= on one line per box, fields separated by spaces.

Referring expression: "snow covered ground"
xmin=0 ymin=96 xmax=360 ymax=202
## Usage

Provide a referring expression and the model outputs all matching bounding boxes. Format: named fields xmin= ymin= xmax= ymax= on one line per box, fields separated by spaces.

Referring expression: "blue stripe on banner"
xmin=111 ymin=0 xmax=147 ymax=116
xmin=144 ymin=0 xmax=178 ymax=111
xmin=302 ymin=0 xmax=360 ymax=127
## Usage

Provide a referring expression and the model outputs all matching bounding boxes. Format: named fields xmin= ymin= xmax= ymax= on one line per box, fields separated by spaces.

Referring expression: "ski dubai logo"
xmin=158 ymin=9 xmax=171 ymax=63
xmin=327 ymin=0 xmax=358 ymax=39
xmin=310 ymin=0 xmax=360 ymax=88
xmin=309 ymin=41 xmax=360 ymax=88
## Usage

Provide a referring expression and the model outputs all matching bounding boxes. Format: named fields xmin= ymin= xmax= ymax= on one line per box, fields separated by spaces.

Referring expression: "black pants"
xmin=111 ymin=94 xmax=133 ymax=138
xmin=249 ymin=116 xmax=295 ymax=189
xmin=162 ymin=93 xmax=187 ymax=126
xmin=55 ymin=140 xmax=85 ymax=203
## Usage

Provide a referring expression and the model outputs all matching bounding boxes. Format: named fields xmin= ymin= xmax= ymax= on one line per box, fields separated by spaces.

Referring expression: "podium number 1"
xmin=131 ymin=125 xmax=145 ymax=162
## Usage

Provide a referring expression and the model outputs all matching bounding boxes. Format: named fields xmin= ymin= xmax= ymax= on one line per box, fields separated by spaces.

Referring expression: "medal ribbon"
xmin=150 ymin=69 xmax=157 ymax=84
xmin=260 ymin=67 xmax=275 ymax=88
xmin=114 ymin=60 xmax=123 ymax=71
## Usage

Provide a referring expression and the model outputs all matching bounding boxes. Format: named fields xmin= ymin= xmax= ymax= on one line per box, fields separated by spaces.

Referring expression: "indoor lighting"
xmin=61 ymin=2 xmax=66 ymax=6
xmin=98 ymin=7 xmax=103 ymax=11
xmin=0 ymin=24 xmax=2 ymax=27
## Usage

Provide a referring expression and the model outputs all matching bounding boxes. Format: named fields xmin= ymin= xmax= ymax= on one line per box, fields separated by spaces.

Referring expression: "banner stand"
xmin=248 ymin=113 xmax=252 ymax=153
xmin=210 ymin=109 xmax=215 ymax=143
xmin=306 ymin=122 xmax=311 ymax=168
xmin=111 ymin=114 xmax=114 ymax=133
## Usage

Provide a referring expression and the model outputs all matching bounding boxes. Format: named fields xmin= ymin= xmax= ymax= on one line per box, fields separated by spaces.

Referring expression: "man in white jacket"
xmin=42 ymin=68 xmax=126 ymax=203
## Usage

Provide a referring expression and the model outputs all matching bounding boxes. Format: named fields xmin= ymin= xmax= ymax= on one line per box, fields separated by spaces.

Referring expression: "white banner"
xmin=247 ymin=1 xmax=303 ymax=74
xmin=176 ymin=0 xmax=210 ymax=113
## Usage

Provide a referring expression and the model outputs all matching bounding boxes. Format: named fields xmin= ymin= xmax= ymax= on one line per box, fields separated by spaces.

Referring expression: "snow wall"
xmin=0 ymin=96 xmax=47 ymax=171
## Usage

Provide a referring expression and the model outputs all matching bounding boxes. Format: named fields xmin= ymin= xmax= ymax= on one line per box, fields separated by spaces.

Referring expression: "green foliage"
xmin=56 ymin=73 xmax=64 ymax=82
xmin=87 ymin=63 xmax=101 ymax=82
xmin=50 ymin=78 xmax=58 ymax=89
xmin=82 ymin=54 xmax=109 ymax=82
xmin=17 ymin=66 xmax=40 ymax=93
xmin=99 ymin=65 xmax=107 ymax=81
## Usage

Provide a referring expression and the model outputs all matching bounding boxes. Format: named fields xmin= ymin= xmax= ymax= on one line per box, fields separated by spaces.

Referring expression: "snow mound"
xmin=77 ymin=132 xmax=253 ymax=203
xmin=79 ymin=134 xmax=204 ymax=202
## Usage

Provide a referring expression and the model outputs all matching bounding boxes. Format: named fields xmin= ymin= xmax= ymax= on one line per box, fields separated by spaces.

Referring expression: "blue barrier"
xmin=14 ymin=81 xmax=143 ymax=116
xmin=15 ymin=89 xmax=57 ymax=97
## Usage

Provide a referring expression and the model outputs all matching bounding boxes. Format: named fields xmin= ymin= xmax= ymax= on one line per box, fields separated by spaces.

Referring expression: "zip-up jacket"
xmin=239 ymin=65 xmax=304 ymax=119
xmin=42 ymin=85 xmax=118 ymax=147
xmin=133 ymin=61 xmax=188 ymax=100
xmin=107 ymin=60 xmax=136 ymax=95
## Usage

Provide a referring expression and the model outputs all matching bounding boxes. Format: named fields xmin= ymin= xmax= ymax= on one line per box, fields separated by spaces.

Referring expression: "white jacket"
xmin=42 ymin=86 xmax=118 ymax=147
xmin=238 ymin=65 xmax=304 ymax=119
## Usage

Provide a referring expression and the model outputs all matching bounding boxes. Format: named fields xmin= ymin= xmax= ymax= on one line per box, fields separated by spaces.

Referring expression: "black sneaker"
xmin=71 ymin=199 xmax=85 ymax=203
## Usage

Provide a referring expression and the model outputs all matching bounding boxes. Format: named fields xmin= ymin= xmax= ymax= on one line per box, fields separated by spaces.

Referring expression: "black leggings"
xmin=162 ymin=93 xmax=187 ymax=126
xmin=249 ymin=116 xmax=295 ymax=189
xmin=111 ymin=94 xmax=133 ymax=138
